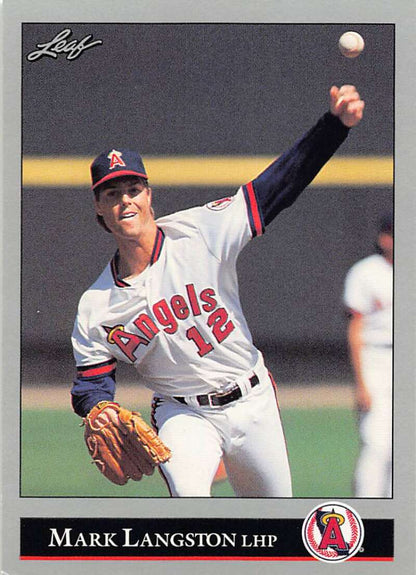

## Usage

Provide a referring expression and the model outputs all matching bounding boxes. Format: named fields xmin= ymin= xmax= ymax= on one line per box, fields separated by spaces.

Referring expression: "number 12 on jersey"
xmin=186 ymin=308 xmax=235 ymax=357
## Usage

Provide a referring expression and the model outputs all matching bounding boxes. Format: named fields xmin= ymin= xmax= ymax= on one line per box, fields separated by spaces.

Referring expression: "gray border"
xmin=2 ymin=1 xmax=415 ymax=574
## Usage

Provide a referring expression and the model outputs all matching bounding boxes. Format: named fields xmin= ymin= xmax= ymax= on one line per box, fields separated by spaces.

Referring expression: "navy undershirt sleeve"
xmin=251 ymin=112 xmax=350 ymax=226
xmin=71 ymin=374 xmax=116 ymax=417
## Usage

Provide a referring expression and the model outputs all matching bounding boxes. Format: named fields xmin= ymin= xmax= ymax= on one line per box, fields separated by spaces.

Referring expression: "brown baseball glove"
xmin=83 ymin=401 xmax=171 ymax=485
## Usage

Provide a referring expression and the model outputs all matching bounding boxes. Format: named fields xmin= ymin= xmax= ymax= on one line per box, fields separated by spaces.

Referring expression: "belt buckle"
xmin=201 ymin=389 xmax=230 ymax=408
xmin=210 ymin=385 xmax=240 ymax=407
xmin=206 ymin=391 xmax=222 ymax=408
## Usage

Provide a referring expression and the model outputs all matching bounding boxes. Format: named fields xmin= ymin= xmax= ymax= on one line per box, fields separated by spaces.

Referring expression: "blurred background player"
xmin=343 ymin=213 xmax=393 ymax=497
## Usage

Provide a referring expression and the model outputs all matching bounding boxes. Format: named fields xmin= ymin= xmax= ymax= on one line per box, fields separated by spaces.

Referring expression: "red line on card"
xmin=20 ymin=556 xmax=394 ymax=562
xmin=20 ymin=556 xmax=311 ymax=561
xmin=351 ymin=557 xmax=394 ymax=562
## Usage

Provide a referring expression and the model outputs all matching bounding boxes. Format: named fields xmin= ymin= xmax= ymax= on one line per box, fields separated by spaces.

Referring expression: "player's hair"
xmin=375 ymin=212 xmax=393 ymax=254
xmin=93 ymin=176 xmax=153 ymax=233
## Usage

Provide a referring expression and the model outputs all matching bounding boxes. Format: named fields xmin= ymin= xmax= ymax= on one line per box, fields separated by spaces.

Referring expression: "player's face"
xmin=94 ymin=178 xmax=154 ymax=239
xmin=377 ymin=232 xmax=393 ymax=262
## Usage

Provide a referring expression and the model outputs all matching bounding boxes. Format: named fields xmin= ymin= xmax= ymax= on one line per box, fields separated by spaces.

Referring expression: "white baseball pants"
xmin=152 ymin=370 xmax=292 ymax=498
xmin=354 ymin=345 xmax=392 ymax=497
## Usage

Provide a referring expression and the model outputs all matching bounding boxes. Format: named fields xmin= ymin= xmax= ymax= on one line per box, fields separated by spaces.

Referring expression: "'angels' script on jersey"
xmin=103 ymin=283 xmax=235 ymax=362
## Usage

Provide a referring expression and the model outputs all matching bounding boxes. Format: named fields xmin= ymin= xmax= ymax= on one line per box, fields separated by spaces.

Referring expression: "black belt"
xmin=174 ymin=374 xmax=259 ymax=407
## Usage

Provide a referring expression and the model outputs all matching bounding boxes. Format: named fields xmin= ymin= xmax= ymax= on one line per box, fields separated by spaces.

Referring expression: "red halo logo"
xmin=206 ymin=197 xmax=234 ymax=211
xmin=302 ymin=501 xmax=364 ymax=563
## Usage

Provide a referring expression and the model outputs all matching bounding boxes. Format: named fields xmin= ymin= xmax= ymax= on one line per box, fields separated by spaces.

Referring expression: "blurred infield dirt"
xmin=22 ymin=383 xmax=354 ymax=410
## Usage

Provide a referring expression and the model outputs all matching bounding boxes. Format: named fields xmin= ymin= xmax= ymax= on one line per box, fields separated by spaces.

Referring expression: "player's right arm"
xmin=343 ymin=260 xmax=372 ymax=412
xmin=346 ymin=311 xmax=372 ymax=412
xmin=194 ymin=86 xmax=363 ymax=262
xmin=245 ymin=85 xmax=363 ymax=228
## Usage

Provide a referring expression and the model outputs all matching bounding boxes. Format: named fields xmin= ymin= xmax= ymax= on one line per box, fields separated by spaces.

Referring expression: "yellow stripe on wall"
xmin=22 ymin=155 xmax=393 ymax=188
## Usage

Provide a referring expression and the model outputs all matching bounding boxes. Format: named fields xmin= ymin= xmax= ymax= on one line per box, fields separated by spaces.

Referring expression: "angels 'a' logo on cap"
xmin=107 ymin=149 xmax=126 ymax=170
xmin=302 ymin=501 xmax=364 ymax=563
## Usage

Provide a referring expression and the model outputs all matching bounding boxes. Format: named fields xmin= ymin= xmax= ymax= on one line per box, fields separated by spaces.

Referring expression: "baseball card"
xmin=1 ymin=1 xmax=415 ymax=573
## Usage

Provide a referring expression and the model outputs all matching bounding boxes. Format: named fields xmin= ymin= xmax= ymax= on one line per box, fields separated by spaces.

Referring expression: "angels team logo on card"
xmin=206 ymin=197 xmax=235 ymax=211
xmin=302 ymin=502 xmax=364 ymax=563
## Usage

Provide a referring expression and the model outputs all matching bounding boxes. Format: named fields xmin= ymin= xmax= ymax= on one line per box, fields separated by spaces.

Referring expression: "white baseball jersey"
xmin=343 ymin=254 xmax=392 ymax=346
xmin=72 ymin=187 xmax=265 ymax=396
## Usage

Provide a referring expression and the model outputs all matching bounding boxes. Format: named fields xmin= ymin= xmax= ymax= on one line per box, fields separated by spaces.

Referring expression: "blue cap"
xmin=91 ymin=149 xmax=148 ymax=190
xmin=378 ymin=213 xmax=393 ymax=234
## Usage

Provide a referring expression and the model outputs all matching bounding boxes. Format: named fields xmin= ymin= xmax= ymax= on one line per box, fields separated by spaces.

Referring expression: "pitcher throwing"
xmin=71 ymin=85 xmax=364 ymax=496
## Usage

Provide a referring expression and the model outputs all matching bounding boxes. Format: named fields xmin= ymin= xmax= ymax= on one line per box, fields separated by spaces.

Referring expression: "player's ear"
xmin=94 ymin=196 xmax=104 ymax=216
xmin=147 ymin=186 xmax=152 ymax=205
xmin=146 ymin=187 xmax=155 ymax=218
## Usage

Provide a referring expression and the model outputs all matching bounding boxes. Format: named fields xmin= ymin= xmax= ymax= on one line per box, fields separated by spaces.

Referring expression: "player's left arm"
xmin=246 ymin=85 xmax=364 ymax=228
xmin=70 ymin=297 xmax=118 ymax=417
xmin=71 ymin=367 xmax=117 ymax=417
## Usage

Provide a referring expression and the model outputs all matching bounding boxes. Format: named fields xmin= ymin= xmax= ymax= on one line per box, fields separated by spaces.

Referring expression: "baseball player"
xmin=71 ymin=85 xmax=364 ymax=497
xmin=343 ymin=213 xmax=393 ymax=497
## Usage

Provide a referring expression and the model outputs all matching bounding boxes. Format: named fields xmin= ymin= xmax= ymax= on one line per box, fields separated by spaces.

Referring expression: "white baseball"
xmin=338 ymin=31 xmax=365 ymax=58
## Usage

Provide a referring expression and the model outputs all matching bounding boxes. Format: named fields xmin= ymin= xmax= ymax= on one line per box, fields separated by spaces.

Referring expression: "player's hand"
xmin=355 ymin=384 xmax=372 ymax=412
xmin=330 ymin=85 xmax=365 ymax=127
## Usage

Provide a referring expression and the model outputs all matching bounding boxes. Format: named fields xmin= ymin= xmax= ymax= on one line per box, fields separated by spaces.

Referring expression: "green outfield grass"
xmin=21 ymin=407 xmax=359 ymax=498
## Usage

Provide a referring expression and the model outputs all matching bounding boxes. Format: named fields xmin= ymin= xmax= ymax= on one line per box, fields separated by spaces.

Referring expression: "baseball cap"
xmin=378 ymin=212 xmax=393 ymax=234
xmin=91 ymin=148 xmax=148 ymax=190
